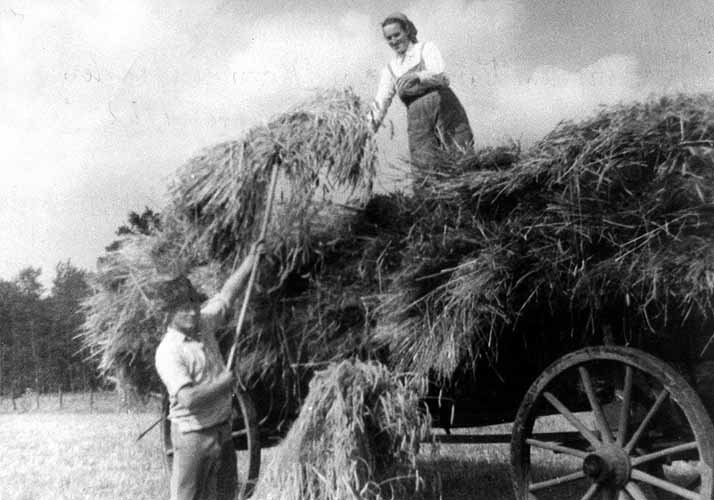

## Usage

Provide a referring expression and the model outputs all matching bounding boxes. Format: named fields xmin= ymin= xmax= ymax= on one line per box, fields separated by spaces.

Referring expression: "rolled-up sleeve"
xmin=200 ymin=295 xmax=229 ymax=337
xmin=155 ymin=342 xmax=192 ymax=398
xmin=372 ymin=66 xmax=396 ymax=125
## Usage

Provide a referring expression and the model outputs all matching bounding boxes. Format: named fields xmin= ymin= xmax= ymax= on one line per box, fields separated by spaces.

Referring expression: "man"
xmin=155 ymin=243 xmax=262 ymax=500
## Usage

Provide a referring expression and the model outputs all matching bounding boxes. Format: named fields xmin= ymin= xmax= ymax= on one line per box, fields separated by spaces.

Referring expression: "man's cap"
xmin=154 ymin=275 xmax=207 ymax=312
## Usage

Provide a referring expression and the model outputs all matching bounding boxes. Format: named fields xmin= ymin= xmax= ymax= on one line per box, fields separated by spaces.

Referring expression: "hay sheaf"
xmin=252 ymin=360 xmax=430 ymax=500
xmin=168 ymin=87 xmax=377 ymax=276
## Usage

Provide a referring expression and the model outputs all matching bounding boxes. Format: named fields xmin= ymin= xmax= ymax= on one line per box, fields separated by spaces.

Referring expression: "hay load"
xmin=80 ymin=91 xmax=714 ymax=431
xmin=252 ymin=360 xmax=430 ymax=500
xmin=379 ymin=93 xmax=714 ymax=380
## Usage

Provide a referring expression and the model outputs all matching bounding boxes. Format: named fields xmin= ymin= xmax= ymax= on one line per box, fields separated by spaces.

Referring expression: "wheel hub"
xmin=582 ymin=444 xmax=631 ymax=488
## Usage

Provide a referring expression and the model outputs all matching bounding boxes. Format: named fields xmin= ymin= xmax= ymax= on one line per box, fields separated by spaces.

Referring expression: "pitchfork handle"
xmin=226 ymin=159 xmax=280 ymax=371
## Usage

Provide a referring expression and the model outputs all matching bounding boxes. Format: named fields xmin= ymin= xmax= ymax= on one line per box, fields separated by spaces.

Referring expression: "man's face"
xmin=170 ymin=303 xmax=200 ymax=336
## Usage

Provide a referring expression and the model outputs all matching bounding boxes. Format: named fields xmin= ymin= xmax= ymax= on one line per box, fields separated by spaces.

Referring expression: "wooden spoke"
xmin=580 ymin=482 xmax=600 ymax=500
xmin=511 ymin=347 xmax=714 ymax=500
xmin=231 ymin=428 xmax=248 ymax=438
xmin=624 ymin=482 xmax=650 ymax=500
xmin=630 ymin=469 xmax=701 ymax=500
xmin=616 ymin=365 xmax=633 ymax=446
xmin=624 ymin=389 xmax=669 ymax=454
xmin=631 ymin=442 xmax=699 ymax=466
xmin=529 ymin=470 xmax=586 ymax=492
xmin=544 ymin=391 xmax=601 ymax=448
xmin=579 ymin=366 xmax=615 ymax=443
xmin=526 ymin=438 xmax=589 ymax=458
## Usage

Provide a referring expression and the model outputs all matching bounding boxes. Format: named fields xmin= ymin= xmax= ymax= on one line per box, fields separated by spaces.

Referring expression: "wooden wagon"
xmin=159 ymin=319 xmax=714 ymax=500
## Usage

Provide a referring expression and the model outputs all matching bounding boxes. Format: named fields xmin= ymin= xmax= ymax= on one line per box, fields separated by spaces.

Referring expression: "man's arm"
xmin=217 ymin=243 xmax=263 ymax=307
xmin=175 ymin=370 xmax=234 ymax=413
xmin=156 ymin=341 xmax=232 ymax=411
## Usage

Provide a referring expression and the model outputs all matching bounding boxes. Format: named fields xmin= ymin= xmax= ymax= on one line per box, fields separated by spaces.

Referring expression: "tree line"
xmin=0 ymin=208 xmax=161 ymax=398
xmin=0 ymin=262 xmax=97 ymax=397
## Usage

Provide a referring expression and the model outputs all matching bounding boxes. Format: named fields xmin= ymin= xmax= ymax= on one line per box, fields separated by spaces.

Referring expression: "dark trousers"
xmin=406 ymin=87 xmax=473 ymax=165
xmin=170 ymin=421 xmax=237 ymax=500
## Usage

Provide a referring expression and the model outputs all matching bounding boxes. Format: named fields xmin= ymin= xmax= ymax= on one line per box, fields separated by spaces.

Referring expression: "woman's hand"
xmin=395 ymin=73 xmax=420 ymax=94
xmin=417 ymin=72 xmax=450 ymax=89
xmin=363 ymin=109 xmax=379 ymax=132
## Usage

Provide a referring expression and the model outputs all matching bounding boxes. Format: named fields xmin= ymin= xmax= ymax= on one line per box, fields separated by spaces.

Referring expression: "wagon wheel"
xmin=511 ymin=346 xmax=714 ymax=500
xmin=161 ymin=384 xmax=261 ymax=499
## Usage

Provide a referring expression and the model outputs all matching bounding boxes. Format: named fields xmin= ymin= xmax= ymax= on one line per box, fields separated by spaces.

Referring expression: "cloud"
xmin=493 ymin=54 xmax=640 ymax=137
xmin=405 ymin=0 xmax=519 ymax=57
xmin=492 ymin=54 xmax=641 ymax=142
xmin=226 ymin=10 xmax=378 ymax=109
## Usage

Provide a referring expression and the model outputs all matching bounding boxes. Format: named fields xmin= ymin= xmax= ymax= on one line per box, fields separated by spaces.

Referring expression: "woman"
xmin=370 ymin=12 xmax=473 ymax=165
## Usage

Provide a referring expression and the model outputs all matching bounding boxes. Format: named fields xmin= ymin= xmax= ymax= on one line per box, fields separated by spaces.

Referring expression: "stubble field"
xmin=0 ymin=392 xmax=528 ymax=500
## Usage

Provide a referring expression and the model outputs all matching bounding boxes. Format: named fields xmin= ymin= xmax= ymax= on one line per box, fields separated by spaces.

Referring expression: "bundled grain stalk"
xmin=252 ymin=360 xmax=430 ymax=500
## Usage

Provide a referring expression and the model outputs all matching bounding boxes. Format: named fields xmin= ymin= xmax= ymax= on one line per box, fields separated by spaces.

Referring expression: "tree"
xmin=10 ymin=268 xmax=46 ymax=396
xmin=0 ymin=279 xmax=20 ymax=397
xmin=0 ymin=264 xmax=95 ymax=399
xmin=48 ymin=261 xmax=92 ymax=391
xmin=106 ymin=207 xmax=161 ymax=251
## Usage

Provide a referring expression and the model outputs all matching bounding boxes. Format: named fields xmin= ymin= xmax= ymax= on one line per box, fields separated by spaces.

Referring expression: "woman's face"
xmin=383 ymin=22 xmax=409 ymax=55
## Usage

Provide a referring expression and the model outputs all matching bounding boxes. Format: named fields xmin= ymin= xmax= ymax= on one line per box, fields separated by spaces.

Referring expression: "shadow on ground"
xmin=417 ymin=456 xmax=515 ymax=500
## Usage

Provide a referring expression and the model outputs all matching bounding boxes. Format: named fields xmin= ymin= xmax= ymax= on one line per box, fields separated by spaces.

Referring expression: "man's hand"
xmin=176 ymin=370 xmax=235 ymax=412
xmin=218 ymin=243 xmax=265 ymax=306
xmin=217 ymin=368 xmax=235 ymax=387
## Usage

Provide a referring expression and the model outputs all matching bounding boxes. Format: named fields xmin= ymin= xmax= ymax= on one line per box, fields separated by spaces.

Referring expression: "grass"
xmin=0 ymin=411 xmax=165 ymax=500
xmin=0 ymin=392 xmax=590 ymax=500
xmin=0 ymin=411 xmax=521 ymax=500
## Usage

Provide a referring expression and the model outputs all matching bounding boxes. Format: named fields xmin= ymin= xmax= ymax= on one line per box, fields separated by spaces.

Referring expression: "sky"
xmin=2 ymin=0 xmax=714 ymax=288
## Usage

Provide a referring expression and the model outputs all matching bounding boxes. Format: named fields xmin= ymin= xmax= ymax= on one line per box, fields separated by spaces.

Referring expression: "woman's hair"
xmin=381 ymin=12 xmax=418 ymax=43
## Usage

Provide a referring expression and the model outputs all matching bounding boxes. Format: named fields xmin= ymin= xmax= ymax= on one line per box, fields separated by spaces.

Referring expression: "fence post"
xmin=89 ymin=386 xmax=95 ymax=412
xmin=58 ymin=386 xmax=63 ymax=410
xmin=11 ymin=381 xmax=18 ymax=411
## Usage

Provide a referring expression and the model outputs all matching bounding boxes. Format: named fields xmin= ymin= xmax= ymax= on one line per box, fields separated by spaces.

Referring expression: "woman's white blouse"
xmin=372 ymin=41 xmax=446 ymax=123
